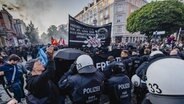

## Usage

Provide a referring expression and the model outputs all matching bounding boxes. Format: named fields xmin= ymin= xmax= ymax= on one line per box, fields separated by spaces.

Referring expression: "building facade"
xmin=75 ymin=0 xmax=147 ymax=43
xmin=13 ymin=19 xmax=28 ymax=45
xmin=0 ymin=8 xmax=18 ymax=46
xmin=0 ymin=8 xmax=27 ymax=47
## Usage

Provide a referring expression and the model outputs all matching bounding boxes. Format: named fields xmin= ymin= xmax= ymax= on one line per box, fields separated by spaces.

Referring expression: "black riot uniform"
xmin=103 ymin=58 xmax=116 ymax=79
xmin=121 ymin=57 xmax=133 ymax=78
xmin=59 ymin=70 xmax=104 ymax=104
xmin=129 ymin=55 xmax=142 ymax=78
xmin=58 ymin=54 xmax=105 ymax=104
xmin=134 ymin=51 xmax=165 ymax=104
xmin=104 ymin=62 xmax=131 ymax=104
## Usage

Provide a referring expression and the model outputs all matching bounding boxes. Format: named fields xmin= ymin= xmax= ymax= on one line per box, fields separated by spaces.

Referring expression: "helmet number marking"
xmin=148 ymin=83 xmax=162 ymax=94
xmin=77 ymin=63 xmax=82 ymax=69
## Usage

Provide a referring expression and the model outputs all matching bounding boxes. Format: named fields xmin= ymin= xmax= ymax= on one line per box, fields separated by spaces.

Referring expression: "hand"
xmin=0 ymin=71 xmax=4 ymax=76
xmin=68 ymin=62 xmax=78 ymax=75
xmin=7 ymin=99 xmax=18 ymax=104
xmin=46 ymin=46 xmax=54 ymax=59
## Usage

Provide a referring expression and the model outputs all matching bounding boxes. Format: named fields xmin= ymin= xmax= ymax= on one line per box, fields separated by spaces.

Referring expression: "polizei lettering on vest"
xmin=118 ymin=83 xmax=130 ymax=90
xmin=83 ymin=86 xmax=101 ymax=94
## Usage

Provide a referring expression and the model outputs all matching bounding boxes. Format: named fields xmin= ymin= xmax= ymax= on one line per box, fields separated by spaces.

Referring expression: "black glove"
xmin=68 ymin=62 xmax=78 ymax=75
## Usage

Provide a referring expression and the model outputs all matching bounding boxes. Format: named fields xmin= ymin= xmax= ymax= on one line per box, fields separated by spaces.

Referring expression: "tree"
xmin=127 ymin=0 xmax=184 ymax=37
xmin=25 ymin=21 xmax=40 ymax=44
xmin=47 ymin=25 xmax=58 ymax=37
xmin=40 ymin=25 xmax=68 ymax=44
xmin=41 ymin=32 xmax=49 ymax=44
xmin=57 ymin=25 xmax=67 ymax=39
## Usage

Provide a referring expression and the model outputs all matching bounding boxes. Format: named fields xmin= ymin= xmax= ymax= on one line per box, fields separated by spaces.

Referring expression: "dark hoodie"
xmin=26 ymin=60 xmax=60 ymax=104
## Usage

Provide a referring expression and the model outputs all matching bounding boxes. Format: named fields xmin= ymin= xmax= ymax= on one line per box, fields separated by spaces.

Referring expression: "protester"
xmin=0 ymin=54 xmax=24 ymax=102
xmin=25 ymin=46 xmax=62 ymax=104
xmin=58 ymin=54 xmax=104 ymax=104
xmin=17 ymin=60 xmax=29 ymax=98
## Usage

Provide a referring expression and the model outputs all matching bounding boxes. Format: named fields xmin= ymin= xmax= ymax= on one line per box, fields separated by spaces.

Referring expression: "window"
xmin=116 ymin=4 xmax=123 ymax=12
xmin=116 ymin=15 xmax=125 ymax=23
xmin=126 ymin=37 xmax=129 ymax=42
xmin=116 ymin=26 xmax=123 ymax=33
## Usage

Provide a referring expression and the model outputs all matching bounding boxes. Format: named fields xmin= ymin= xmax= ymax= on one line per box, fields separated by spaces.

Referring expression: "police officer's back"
xmin=58 ymin=55 xmax=104 ymax=104
xmin=103 ymin=56 xmax=116 ymax=79
xmin=104 ymin=62 xmax=131 ymax=104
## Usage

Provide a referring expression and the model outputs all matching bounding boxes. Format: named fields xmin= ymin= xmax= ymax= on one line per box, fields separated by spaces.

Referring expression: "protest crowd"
xmin=0 ymin=34 xmax=183 ymax=104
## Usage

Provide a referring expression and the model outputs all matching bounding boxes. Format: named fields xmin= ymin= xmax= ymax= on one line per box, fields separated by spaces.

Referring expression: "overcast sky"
xmin=0 ymin=0 xmax=92 ymax=34
xmin=0 ymin=0 xmax=154 ymax=34
xmin=38 ymin=0 xmax=93 ymax=33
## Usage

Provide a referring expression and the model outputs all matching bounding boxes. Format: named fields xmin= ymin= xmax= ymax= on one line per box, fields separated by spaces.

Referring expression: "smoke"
xmin=0 ymin=0 xmax=56 ymax=33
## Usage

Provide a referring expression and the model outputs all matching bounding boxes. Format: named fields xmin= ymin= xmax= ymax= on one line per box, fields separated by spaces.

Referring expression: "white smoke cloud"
xmin=0 ymin=0 xmax=92 ymax=35
xmin=0 ymin=0 xmax=56 ymax=34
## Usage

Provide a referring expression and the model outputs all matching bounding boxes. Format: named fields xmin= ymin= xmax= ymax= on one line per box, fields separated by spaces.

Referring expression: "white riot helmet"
xmin=146 ymin=58 xmax=184 ymax=104
xmin=131 ymin=74 xmax=141 ymax=87
xmin=149 ymin=51 xmax=163 ymax=57
xmin=76 ymin=54 xmax=97 ymax=74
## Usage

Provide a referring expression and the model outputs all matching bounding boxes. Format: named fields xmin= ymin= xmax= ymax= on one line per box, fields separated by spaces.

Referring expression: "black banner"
xmin=69 ymin=15 xmax=112 ymax=48
xmin=92 ymin=49 xmax=122 ymax=70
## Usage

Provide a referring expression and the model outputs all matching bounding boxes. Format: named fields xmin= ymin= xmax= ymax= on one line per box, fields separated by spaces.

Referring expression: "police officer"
xmin=103 ymin=56 xmax=116 ymax=79
xmin=58 ymin=54 xmax=104 ymax=104
xmin=133 ymin=51 xmax=165 ymax=104
xmin=120 ymin=50 xmax=133 ymax=78
xmin=104 ymin=62 xmax=131 ymax=104
xmin=142 ymin=57 xmax=184 ymax=104
xmin=136 ymin=51 xmax=165 ymax=81
xmin=141 ymin=49 xmax=151 ymax=62
xmin=129 ymin=51 xmax=142 ymax=78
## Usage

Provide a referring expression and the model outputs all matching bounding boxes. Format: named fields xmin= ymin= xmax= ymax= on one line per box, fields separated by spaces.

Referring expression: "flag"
xmin=59 ymin=37 xmax=66 ymax=46
xmin=38 ymin=48 xmax=48 ymax=66
xmin=62 ymin=38 xmax=66 ymax=45
xmin=51 ymin=36 xmax=58 ymax=46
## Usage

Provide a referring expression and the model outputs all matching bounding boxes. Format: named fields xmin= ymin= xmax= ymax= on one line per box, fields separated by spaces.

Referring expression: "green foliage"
xmin=47 ymin=25 xmax=58 ymax=37
xmin=40 ymin=25 xmax=67 ymax=44
xmin=127 ymin=0 xmax=184 ymax=36
xmin=25 ymin=21 xmax=40 ymax=44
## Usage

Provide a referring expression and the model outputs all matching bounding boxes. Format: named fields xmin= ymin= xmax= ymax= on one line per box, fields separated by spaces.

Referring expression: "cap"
xmin=25 ymin=58 xmax=39 ymax=71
